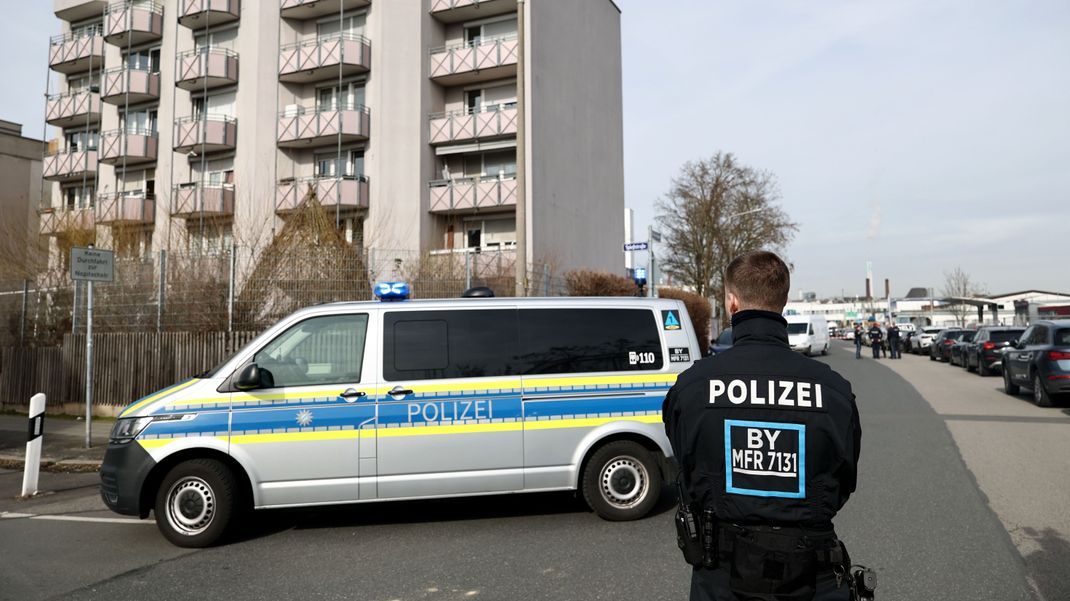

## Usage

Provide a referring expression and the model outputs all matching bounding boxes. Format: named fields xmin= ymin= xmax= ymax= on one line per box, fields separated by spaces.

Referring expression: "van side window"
xmin=384 ymin=309 xmax=519 ymax=381
xmin=254 ymin=314 xmax=368 ymax=387
xmin=518 ymin=308 xmax=663 ymax=374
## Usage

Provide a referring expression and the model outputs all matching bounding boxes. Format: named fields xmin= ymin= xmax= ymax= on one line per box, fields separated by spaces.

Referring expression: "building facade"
xmin=0 ymin=121 xmax=44 ymax=279
xmin=41 ymin=0 xmax=625 ymax=273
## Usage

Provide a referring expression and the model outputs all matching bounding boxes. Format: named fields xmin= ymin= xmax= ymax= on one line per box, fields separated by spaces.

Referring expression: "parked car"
xmin=842 ymin=329 xmax=855 ymax=341
xmin=1002 ymin=319 xmax=1070 ymax=406
xmin=949 ymin=330 xmax=976 ymax=367
xmin=965 ymin=327 xmax=1026 ymax=376
xmin=909 ymin=326 xmax=944 ymax=354
xmin=710 ymin=327 xmax=733 ymax=355
xmin=930 ymin=328 xmax=965 ymax=362
xmin=900 ymin=331 xmax=916 ymax=353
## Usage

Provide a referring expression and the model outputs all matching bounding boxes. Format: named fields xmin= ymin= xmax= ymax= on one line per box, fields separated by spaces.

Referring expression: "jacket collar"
xmin=731 ymin=310 xmax=789 ymax=347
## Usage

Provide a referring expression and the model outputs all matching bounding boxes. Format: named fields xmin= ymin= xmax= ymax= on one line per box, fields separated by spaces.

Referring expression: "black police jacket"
xmin=663 ymin=310 xmax=861 ymax=529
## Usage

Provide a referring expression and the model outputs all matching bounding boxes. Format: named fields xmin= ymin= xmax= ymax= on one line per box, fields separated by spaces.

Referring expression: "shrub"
xmin=564 ymin=269 xmax=638 ymax=297
xmin=658 ymin=287 xmax=713 ymax=356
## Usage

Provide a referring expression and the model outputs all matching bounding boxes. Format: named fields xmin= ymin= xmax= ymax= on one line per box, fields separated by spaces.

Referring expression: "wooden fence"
xmin=0 ymin=332 xmax=259 ymax=414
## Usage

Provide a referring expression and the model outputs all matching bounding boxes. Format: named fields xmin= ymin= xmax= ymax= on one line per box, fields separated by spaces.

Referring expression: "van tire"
xmin=155 ymin=458 xmax=237 ymax=548
xmin=581 ymin=441 xmax=661 ymax=521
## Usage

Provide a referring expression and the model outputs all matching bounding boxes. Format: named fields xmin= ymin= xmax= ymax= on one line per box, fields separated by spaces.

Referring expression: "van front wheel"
xmin=582 ymin=441 xmax=661 ymax=521
xmin=155 ymin=458 xmax=236 ymax=548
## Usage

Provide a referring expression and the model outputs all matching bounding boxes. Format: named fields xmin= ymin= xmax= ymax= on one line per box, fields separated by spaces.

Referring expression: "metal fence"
xmin=0 ymin=247 xmax=567 ymax=347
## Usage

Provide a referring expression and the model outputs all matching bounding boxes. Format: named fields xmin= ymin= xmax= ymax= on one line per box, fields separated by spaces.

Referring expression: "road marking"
xmin=0 ymin=511 xmax=153 ymax=525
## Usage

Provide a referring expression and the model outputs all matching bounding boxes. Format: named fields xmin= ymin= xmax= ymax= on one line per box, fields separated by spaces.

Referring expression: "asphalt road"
xmin=1 ymin=344 xmax=1058 ymax=601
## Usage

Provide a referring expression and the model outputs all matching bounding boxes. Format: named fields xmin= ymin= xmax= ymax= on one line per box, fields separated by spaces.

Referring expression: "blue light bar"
xmin=375 ymin=282 xmax=411 ymax=302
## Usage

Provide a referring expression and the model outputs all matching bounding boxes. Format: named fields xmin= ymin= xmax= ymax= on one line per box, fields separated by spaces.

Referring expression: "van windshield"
xmin=787 ymin=323 xmax=809 ymax=335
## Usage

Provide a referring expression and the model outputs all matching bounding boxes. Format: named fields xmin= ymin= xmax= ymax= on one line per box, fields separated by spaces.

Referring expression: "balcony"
xmin=429 ymin=175 xmax=516 ymax=214
xmin=99 ymin=128 xmax=158 ymax=165
xmin=172 ymin=182 xmax=235 ymax=218
xmin=173 ymin=115 xmax=238 ymax=153
xmin=276 ymin=176 xmax=369 ymax=214
xmin=279 ymin=33 xmax=370 ymax=83
xmin=43 ymin=149 xmax=98 ymax=183
xmin=45 ymin=91 xmax=101 ymax=129
xmin=55 ymin=0 xmax=109 ymax=23
xmin=178 ymin=0 xmax=240 ymax=28
xmin=429 ymin=0 xmax=516 ymax=24
xmin=96 ymin=192 xmax=155 ymax=226
xmin=429 ymin=105 xmax=516 ymax=145
xmin=280 ymin=0 xmax=370 ymax=21
xmin=277 ymin=105 xmax=369 ymax=148
xmin=104 ymin=1 xmax=164 ymax=47
xmin=39 ymin=208 xmax=95 ymax=237
xmin=176 ymin=48 xmax=239 ymax=91
xmin=101 ymin=67 xmax=160 ymax=104
xmin=429 ymin=36 xmax=517 ymax=86
xmin=48 ymin=30 xmax=105 ymax=75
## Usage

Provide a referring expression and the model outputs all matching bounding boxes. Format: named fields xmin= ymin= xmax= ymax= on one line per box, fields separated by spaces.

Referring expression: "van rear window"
xmin=786 ymin=323 xmax=808 ymax=335
xmin=518 ymin=308 xmax=663 ymax=375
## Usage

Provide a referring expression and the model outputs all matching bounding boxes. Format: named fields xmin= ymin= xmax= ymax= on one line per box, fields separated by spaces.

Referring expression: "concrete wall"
xmin=0 ymin=124 xmax=44 ymax=277
xmin=528 ymin=0 xmax=624 ymax=273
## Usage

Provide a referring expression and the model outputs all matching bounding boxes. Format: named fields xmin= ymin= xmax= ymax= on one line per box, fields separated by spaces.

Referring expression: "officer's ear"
xmin=725 ymin=290 xmax=741 ymax=316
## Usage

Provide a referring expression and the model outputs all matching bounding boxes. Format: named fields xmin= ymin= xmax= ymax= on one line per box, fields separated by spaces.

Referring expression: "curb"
xmin=0 ymin=455 xmax=102 ymax=473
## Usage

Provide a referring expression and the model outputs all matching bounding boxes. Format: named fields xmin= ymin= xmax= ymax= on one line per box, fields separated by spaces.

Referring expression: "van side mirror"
xmin=235 ymin=363 xmax=263 ymax=391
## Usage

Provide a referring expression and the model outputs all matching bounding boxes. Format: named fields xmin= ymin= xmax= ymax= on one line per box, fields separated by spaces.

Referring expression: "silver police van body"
xmin=101 ymin=296 xmax=700 ymax=547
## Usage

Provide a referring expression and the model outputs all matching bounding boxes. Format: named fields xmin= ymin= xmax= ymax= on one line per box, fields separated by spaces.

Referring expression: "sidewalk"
xmin=0 ymin=414 xmax=108 ymax=472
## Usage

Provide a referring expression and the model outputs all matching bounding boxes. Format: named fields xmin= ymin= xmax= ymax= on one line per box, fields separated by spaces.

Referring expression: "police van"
xmin=100 ymin=292 xmax=700 ymax=547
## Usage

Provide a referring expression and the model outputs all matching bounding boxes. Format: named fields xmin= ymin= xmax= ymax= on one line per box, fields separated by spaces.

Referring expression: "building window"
xmin=62 ymin=185 xmax=95 ymax=210
xmin=120 ymin=107 xmax=158 ymax=134
xmin=64 ymin=129 xmax=98 ymax=152
xmin=317 ymin=82 xmax=365 ymax=111
xmin=315 ymin=150 xmax=364 ymax=178
xmin=124 ymin=47 xmax=161 ymax=72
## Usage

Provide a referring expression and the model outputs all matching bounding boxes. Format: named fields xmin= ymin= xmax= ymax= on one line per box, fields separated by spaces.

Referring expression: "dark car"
xmin=930 ymin=328 xmax=965 ymax=362
xmin=1002 ymin=320 xmax=1070 ymax=406
xmin=709 ymin=327 xmax=733 ymax=355
xmin=949 ymin=330 xmax=976 ymax=367
xmin=965 ymin=327 xmax=1026 ymax=376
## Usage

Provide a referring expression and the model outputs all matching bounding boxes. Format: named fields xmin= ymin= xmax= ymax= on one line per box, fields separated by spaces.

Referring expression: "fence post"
xmin=227 ymin=246 xmax=236 ymax=333
xmin=19 ymin=279 xmax=28 ymax=346
xmin=157 ymin=249 xmax=166 ymax=333
xmin=465 ymin=250 xmax=471 ymax=290
xmin=21 ymin=393 xmax=46 ymax=498
xmin=543 ymin=264 xmax=550 ymax=296
xmin=72 ymin=281 xmax=79 ymax=333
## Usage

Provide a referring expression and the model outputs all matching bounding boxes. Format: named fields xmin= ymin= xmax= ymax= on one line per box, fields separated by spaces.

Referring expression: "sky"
xmin=2 ymin=1 xmax=1067 ymax=298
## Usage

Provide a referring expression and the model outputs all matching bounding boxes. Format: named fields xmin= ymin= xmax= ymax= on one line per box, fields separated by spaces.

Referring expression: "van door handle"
xmin=388 ymin=386 xmax=414 ymax=399
xmin=340 ymin=388 xmax=367 ymax=401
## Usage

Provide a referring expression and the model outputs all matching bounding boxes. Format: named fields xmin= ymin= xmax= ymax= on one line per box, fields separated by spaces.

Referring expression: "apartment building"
xmin=40 ymin=0 xmax=624 ymax=274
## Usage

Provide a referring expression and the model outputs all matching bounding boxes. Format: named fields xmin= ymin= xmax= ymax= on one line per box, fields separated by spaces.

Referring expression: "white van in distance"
xmin=785 ymin=314 xmax=830 ymax=356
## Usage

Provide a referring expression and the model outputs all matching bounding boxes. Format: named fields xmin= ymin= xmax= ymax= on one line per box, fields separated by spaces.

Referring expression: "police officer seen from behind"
xmin=664 ymin=251 xmax=866 ymax=601
xmin=887 ymin=324 xmax=901 ymax=359
xmin=867 ymin=324 xmax=882 ymax=360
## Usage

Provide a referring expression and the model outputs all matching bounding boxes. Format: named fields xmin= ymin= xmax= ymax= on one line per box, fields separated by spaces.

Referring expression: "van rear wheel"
xmin=582 ymin=441 xmax=661 ymax=521
xmin=155 ymin=458 xmax=237 ymax=548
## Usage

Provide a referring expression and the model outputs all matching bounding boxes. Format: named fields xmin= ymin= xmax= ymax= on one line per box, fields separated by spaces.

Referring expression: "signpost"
xmin=70 ymin=246 xmax=114 ymax=448
xmin=623 ymin=242 xmax=649 ymax=252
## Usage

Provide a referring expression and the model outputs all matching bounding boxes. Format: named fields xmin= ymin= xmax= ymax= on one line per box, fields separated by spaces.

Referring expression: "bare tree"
xmin=941 ymin=266 xmax=988 ymax=327
xmin=656 ymin=152 xmax=797 ymax=324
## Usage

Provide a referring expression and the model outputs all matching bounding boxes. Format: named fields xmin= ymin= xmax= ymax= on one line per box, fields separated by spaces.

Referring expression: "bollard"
xmin=21 ymin=393 xmax=46 ymax=497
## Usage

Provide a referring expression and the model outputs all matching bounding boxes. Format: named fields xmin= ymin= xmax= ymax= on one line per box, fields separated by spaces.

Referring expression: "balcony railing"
xmin=277 ymin=105 xmax=370 ymax=148
xmin=39 ymin=207 xmax=96 ymax=236
xmin=99 ymin=128 xmax=158 ymax=165
xmin=429 ymin=104 xmax=516 ymax=145
xmin=172 ymin=182 xmax=235 ymax=217
xmin=176 ymin=48 xmax=239 ymax=91
xmin=48 ymin=29 xmax=105 ymax=75
xmin=280 ymin=0 xmax=371 ymax=21
xmin=429 ymin=0 xmax=517 ymax=24
xmin=96 ymin=192 xmax=156 ymax=225
xmin=105 ymin=1 xmax=164 ymax=47
xmin=101 ymin=67 xmax=160 ymax=104
xmin=429 ymin=175 xmax=516 ymax=214
xmin=429 ymin=35 xmax=517 ymax=85
xmin=178 ymin=0 xmax=240 ymax=28
xmin=276 ymin=176 xmax=369 ymax=214
xmin=173 ymin=115 xmax=238 ymax=153
xmin=279 ymin=33 xmax=371 ymax=83
xmin=56 ymin=0 xmax=109 ymax=23
xmin=43 ymin=149 xmax=98 ymax=183
xmin=45 ymin=90 xmax=101 ymax=129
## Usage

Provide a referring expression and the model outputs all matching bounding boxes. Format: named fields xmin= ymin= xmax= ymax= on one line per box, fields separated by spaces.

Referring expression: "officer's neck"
xmin=730 ymin=310 xmax=789 ymax=346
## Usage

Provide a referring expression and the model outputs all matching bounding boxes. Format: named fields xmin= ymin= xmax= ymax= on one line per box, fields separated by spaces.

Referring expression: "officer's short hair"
xmin=724 ymin=251 xmax=790 ymax=312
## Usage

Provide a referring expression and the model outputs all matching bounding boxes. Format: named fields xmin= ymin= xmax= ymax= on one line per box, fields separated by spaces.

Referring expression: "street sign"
xmin=623 ymin=242 xmax=649 ymax=252
xmin=650 ymin=229 xmax=662 ymax=243
xmin=70 ymin=247 xmax=114 ymax=282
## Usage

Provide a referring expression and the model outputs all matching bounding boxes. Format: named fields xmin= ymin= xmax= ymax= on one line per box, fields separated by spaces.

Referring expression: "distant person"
xmin=888 ymin=324 xmax=901 ymax=359
xmin=854 ymin=324 xmax=864 ymax=359
xmin=868 ymin=324 xmax=883 ymax=359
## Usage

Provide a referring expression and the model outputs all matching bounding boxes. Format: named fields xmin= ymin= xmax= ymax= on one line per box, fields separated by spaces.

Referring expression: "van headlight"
xmin=109 ymin=414 xmax=189 ymax=444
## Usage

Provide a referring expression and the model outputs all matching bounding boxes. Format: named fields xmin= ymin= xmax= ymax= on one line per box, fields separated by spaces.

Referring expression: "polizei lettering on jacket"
xmin=708 ymin=379 xmax=823 ymax=409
